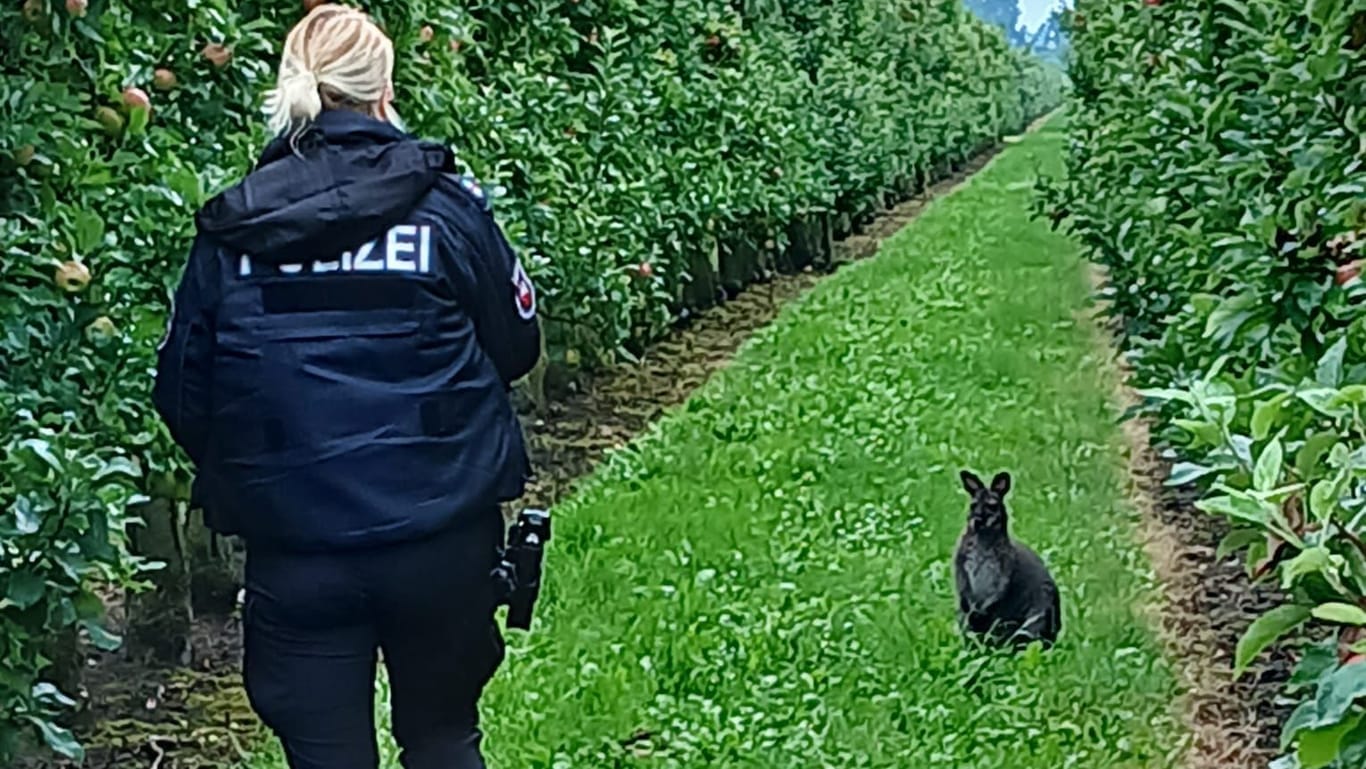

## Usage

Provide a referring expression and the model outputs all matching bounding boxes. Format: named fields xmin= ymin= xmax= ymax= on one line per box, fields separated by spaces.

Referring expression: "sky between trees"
xmin=1018 ymin=0 xmax=1066 ymax=31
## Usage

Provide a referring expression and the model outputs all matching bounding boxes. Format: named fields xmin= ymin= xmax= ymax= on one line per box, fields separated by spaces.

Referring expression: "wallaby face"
xmin=960 ymin=470 xmax=1011 ymax=533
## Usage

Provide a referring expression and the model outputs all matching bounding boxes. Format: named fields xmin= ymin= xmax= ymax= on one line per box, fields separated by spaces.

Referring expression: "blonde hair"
xmin=264 ymin=4 xmax=398 ymax=135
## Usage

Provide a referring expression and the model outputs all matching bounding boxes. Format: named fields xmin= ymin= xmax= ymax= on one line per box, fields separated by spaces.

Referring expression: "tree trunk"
xmin=185 ymin=508 xmax=244 ymax=617
xmin=126 ymin=499 xmax=193 ymax=666
xmin=720 ymin=231 xmax=759 ymax=293
xmin=682 ymin=239 xmax=720 ymax=310
xmin=781 ymin=217 xmax=824 ymax=273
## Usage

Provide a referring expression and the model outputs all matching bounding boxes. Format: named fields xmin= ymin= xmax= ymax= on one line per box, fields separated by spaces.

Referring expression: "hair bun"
xmin=265 ymin=66 xmax=323 ymax=134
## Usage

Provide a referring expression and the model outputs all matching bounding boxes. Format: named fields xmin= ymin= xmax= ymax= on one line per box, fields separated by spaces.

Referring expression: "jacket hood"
xmin=196 ymin=111 xmax=454 ymax=264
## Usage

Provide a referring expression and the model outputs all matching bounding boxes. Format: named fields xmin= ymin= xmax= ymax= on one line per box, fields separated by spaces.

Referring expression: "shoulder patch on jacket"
xmin=512 ymin=259 xmax=536 ymax=320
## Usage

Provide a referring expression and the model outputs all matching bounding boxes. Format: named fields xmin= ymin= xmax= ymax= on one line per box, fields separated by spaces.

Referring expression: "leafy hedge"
xmin=1 ymin=0 xmax=1062 ymax=759
xmin=1046 ymin=0 xmax=1365 ymax=765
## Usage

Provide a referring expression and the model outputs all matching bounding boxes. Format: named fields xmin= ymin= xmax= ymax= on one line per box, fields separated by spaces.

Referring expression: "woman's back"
xmin=157 ymin=110 xmax=538 ymax=550
xmin=151 ymin=7 xmax=541 ymax=769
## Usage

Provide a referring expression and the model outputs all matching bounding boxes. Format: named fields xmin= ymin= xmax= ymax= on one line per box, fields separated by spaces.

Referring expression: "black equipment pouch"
xmin=491 ymin=508 xmax=551 ymax=630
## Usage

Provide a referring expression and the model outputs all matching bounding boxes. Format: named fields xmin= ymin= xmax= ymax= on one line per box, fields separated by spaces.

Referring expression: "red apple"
xmin=636 ymin=262 xmax=654 ymax=278
xmin=202 ymin=43 xmax=233 ymax=68
xmin=1335 ymin=260 xmax=1362 ymax=286
xmin=153 ymin=68 xmax=178 ymax=91
xmin=65 ymin=0 xmax=87 ymax=18
xmin=419 ymin=25 xmax=435 ymax=43
xmin=122 ymin=87 xmax=151 ymax=111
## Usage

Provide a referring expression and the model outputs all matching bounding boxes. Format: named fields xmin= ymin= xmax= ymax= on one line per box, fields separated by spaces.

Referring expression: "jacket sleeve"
xmin=448 ymin=204 xmax=544 ymax=385
xmin=152 ymin=234 xmax=219 ymax=464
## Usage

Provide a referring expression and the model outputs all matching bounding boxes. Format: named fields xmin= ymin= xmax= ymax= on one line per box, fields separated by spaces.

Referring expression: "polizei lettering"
xmin=239 ymin=224 xmax=433 ymax=277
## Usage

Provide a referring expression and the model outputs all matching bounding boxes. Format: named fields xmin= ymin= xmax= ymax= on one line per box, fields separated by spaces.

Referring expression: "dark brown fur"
xmin=954 ymin=470 xmax=1061 ymax=648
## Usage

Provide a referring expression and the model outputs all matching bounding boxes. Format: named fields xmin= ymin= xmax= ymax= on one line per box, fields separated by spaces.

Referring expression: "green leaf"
xmin=1312 ymin=603 xmax=1366 ymax=626
xmin=1167 ymin=461 xmax=1218 ymax=486
xmin=13 ymin=496 xmax=41 ymax=535
xmin=1298 ymin=433 xmax=1340 ymax=480
xmin=1136 ymin=387 xmax=1195 ymax=404
xmin=73 ymin=590 xmax=104 ymax=621
xmin=72 ymin=210 xmax=105 ymax=254
xmin=1285 ymin=699 xmax=1319 ymax=750
xmin=1291 ymin=640 xmax=1342 ymax=686
xmin=75 ymin=21 xmax=104 ymax=44
xmin=1198 ymin=492 xmax=1274 ymax=526
xmin=81 ymin=621 xmax=123 ymax=652
xmin=1306 ymin=0 xmax=1344 ymax=26
xmin=1315 ymin=662 xmax=1366 ymax=725
xmin=1299 ymin=713 xmax=1362 ymax=769
xmin=1191 ymin=293 xmax=1221 ymax=316
xmin=26 ymin=716 xmax=84 ymax=762
xmin=1205 ymin=292 xmax=1260 ymax=341
xmin=1340 ymin=716 xmax=1366 ymax=765
xmin=1217 ymin=528 xmax=1264 ymax=560
xmin=1251 ymin=396 xmax=1286 ymax=441
xmin=1317 ymin=338 xmax=1348 ymax=387
xmin=31 ymin=682 xmax=77 ymax=709
xmin=166 ymin=167 xmax=206 ymax=208
xmin=1236 ymin=604 xmax=1312 ymax=676
xmin=1310 ymin=480 xmax=1340 ymax=524
xmin=1299 ymin=389 xmax=1350 ymax=418
xmin=93 ymin=456 xmax=140 ymax=482
xmin=1173 ymin=418 xmax=1223 ymax=446
xmin=1335 ymin=385 xmax=1366 ymax=406
xmin=1284 ymin=548 xmax=1334 ymax=591
xmin=127 ymin=106 xmax=150 ymax=136
xmin=6 ymin=570 xmax=46 ymax=609
xmin=1255 ymin=438 xmax=1284 ymax=492
xmin=19 ymin=439 xmax=63 ymax=473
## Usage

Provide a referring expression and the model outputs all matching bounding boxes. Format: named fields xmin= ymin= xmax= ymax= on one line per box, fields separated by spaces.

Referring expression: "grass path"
xmin=251 ymin=120 xmax=1180 ymax=768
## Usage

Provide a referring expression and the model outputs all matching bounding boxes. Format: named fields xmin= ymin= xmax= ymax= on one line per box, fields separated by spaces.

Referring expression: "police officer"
xmin=152 ymin=6 xmax=540 ymax=769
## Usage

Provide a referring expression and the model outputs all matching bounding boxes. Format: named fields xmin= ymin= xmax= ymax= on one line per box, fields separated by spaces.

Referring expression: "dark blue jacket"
xmin=153 ymin=111 xmax=541 ymax=551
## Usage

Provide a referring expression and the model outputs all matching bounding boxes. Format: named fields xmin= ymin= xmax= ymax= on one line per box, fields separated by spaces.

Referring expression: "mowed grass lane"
xmin=248 ymin=120 xmax=1179 ymax=769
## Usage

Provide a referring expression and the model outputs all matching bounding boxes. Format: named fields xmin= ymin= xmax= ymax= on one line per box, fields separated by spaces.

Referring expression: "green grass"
xmin=246 ymin=120 xmax=1179 ymax=768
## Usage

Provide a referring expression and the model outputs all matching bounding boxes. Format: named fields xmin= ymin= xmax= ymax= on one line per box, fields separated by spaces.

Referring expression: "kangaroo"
xmin=953 ymin=470 xmax=1061 ymax=649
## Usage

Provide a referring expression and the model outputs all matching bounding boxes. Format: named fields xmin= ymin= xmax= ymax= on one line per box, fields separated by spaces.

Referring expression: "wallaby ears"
xmin=960 ymin=470 xmax=985 ymax=495
xmin=991 ymin=472 xmax=1012 ymax=496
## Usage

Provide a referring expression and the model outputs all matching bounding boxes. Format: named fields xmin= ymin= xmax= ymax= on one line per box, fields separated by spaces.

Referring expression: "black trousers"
xmin=242 ymin=513 xmax=506 ymax=769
